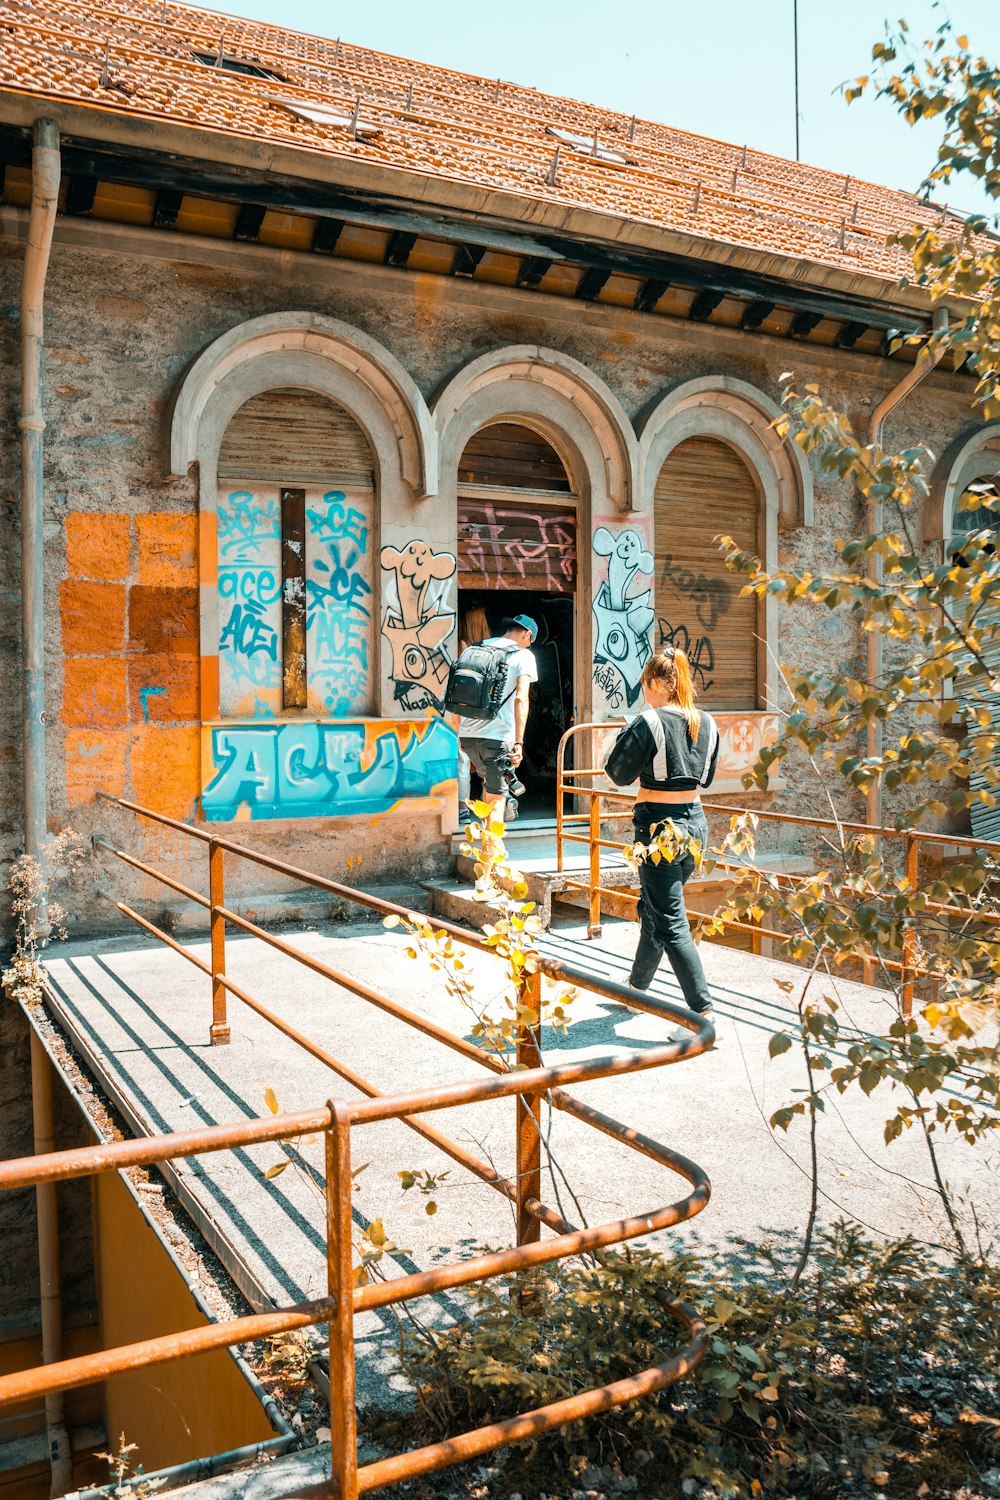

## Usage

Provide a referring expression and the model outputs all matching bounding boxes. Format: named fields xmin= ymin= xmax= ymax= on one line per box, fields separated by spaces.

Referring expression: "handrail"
xmin=3 ymin=791 xmax=720 ymax=1495
xmin=554 ymin=720 xmax=1000 ymax=1012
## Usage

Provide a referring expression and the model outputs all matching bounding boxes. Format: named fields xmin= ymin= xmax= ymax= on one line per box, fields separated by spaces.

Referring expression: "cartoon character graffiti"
xmin=592 ymin=525 xmax=655 ymax=707
xmin=380 ymin=541 xmax=457 ymax=712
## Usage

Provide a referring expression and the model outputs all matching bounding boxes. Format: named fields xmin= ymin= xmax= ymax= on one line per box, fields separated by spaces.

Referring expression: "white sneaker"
xmin=669 ymin=1009 xmax=716 ymax=1043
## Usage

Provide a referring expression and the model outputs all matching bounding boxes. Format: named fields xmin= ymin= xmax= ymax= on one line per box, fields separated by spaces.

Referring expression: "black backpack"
xmin=444 ymin=640 xmax=518 ymax=718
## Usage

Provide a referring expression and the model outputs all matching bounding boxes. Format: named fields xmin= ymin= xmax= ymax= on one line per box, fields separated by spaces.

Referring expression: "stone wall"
xmin=0 ymin=221 xmax=984 ymax=929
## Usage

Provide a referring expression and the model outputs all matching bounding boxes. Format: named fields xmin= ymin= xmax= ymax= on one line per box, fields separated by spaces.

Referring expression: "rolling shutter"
xmin=459 ymin=423 xmax=572 ymax=492
xmin=218 ymin=388 xmax=374 ymax=488
xmin=654 ymin=437 xmax=760 ymax=710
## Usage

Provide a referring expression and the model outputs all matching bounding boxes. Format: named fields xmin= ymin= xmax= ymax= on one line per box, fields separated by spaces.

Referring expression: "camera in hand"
xmin=495 ymin=750 xmax=526 ymax=799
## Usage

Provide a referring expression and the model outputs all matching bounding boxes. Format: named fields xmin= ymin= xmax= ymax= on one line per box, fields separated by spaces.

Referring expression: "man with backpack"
xmin=445 ymin=614 xmax=538 ymax=826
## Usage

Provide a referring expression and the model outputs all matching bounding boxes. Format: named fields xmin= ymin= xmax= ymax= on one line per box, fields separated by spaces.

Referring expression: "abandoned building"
xmin=1 ymin=0 xmax=999 ymax=1494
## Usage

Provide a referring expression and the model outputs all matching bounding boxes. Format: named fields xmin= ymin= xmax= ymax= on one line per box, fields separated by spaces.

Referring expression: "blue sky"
xmin=213 ymin=0 xmax=1000 ymax=217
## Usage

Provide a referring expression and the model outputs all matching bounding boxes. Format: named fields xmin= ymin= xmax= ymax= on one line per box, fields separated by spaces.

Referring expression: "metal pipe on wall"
xmin=864 ymin=306 xmax=949 ymax=831
xmin=22 ymin=117 xmax=69 ymax=1497
xmin=30 ymin=1028 xmax=73 ymax=1496
xmin=19 ymin=118 xmax=60 ymax=870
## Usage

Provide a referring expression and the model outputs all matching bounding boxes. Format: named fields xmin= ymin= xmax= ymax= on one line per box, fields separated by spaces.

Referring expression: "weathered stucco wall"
xmin=0 ymin=223 xmax=985 ymax=926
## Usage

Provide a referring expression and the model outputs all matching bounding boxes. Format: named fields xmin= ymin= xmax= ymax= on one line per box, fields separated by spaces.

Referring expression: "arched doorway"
xmin=456 ymin=422 xmax=577 ymax=815
xmin=215 ymin=387 xmax=376 ymax=719
xmin=653 ymin=437 xmax=763 ymax=710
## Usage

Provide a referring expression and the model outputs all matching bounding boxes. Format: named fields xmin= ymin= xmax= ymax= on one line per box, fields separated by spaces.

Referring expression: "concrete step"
xmin=114 ymin=883 xmax=435 ymax=936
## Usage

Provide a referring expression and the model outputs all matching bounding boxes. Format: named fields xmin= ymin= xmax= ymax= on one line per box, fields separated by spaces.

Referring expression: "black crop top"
xmin=605 ymin=706 xmax=720 ymax=793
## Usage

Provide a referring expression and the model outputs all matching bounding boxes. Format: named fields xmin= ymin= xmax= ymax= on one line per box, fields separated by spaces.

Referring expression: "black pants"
xmin=628 ymin=802 xmax=713 ymax=1012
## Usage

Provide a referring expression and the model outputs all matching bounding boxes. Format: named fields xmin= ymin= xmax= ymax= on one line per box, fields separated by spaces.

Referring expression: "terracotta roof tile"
xmin=0 ymin=0 xmax=972 ymax=281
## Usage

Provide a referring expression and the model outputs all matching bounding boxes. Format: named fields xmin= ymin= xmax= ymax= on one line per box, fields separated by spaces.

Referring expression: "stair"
xmin=426 ymin=822 xmax=815 ymax=935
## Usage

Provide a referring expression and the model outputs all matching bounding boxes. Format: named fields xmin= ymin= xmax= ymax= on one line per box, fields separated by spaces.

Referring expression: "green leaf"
xmin=768 ymin=1033 xmax=794 ymax=1058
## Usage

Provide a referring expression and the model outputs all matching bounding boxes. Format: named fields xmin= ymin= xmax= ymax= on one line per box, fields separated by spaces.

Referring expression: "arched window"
xmin=456 ymin=423 xmax=576 ymax=595
xmin=653 ymin=437 xmax=761 ymax=710
xmin=216 ymin=387 xmax=376 ymax=719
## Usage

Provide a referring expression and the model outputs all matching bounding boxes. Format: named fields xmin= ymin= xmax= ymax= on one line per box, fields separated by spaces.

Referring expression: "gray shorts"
xmin=461 ymin=737 xmax=511 ymax=796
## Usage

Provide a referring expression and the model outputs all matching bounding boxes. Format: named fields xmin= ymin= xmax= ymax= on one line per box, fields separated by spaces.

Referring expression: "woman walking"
xmin=604 ymin=647 xmax=719 ymax=1028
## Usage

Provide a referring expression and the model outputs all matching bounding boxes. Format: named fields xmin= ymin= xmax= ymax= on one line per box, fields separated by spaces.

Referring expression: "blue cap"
xmin=503 ymin=614 xmax=538 ymax=641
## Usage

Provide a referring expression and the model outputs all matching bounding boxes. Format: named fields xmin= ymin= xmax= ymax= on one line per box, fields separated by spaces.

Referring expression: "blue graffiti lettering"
xmin=202 ymin=719 xmax=458 ymax=822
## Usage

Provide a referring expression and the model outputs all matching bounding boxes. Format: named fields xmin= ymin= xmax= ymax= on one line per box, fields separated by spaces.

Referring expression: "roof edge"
xmin=0 ymin=90 xmax=951 ymax=319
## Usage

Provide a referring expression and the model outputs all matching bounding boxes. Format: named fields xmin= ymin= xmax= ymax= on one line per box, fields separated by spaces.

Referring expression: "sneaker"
xmin=669 ymin=1008 xmax=716 ymax=1044
xmin=504 ymin=797 xmax=519 ymax=823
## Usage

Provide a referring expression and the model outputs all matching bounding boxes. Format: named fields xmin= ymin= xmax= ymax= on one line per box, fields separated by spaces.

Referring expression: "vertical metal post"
xmin=900 ymin=832 xmax=919 ymax=1019
xmin=555 ymin=743 xmax=564 ymax=875
xmin=326 ymin=1101 xmax=358 ymax=1500
xmin=515 ymin=969 xmax=542 ymax=1249
xmin=19 ymin=119 xmax=60 ymax=900
xmin=588 ymin=792 xmax=602 ymax=940
xmin=209 ymin=840 xmax=230 ymax=1045
xmin=30 ymin=1030 xmax=73 ymax=1496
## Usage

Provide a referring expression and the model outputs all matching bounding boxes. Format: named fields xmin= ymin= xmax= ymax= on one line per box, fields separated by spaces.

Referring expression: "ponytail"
xmin=641 ymin=647 xmax=701 ymax=739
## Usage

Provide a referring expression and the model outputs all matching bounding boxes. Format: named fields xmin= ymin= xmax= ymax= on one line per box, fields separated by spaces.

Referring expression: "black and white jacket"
xmin=604 ymin=706 xmax=720 ymax=793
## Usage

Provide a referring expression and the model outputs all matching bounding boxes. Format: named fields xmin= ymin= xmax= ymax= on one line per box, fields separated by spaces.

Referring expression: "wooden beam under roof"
xmin=740 ymin=300 xmax=774 ymax=331
xmin=789 ymin=310 xmax=823 ymax=339
xmin=516 ymin=256 xmax=552 ymax=289
xmin=576 ymin=267 xmax=610 ymax=301
xmin=451 ymin=243 xmax=486 ymax=277
xmin=65 ymin=174 xmax=98 ymax=216
xmin=635 ymin=278 xmax=669 ymax=313
xmin=689 ymin=288 xmax=724 ymax=322
xmin=152 ymin=188 xmax=184 ymax=230
xmin=835 ymin=320 xmax=868 ymax=349
xmin=312 ymin=217 xmax=345 ymax=254
xmin=385 ymin=230 xmax=417 ymax=266
xmin=233 ymin=202 xmax=267 ymax=242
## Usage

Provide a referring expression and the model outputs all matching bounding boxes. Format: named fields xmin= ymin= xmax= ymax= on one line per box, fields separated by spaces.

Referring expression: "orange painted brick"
xmin=66 ymin=512 xmax=131 ymax=581
xmin=62 ymin=657 xmax=128 ymax=728
xmin=137 ymin=513 xmax=198 ymax=587
xmin=60 ymin=581 xmax=127 ymax=655
xmin=131 ymin=724 xmax=201 ymax=821
xmin=128 ymin=586 xmax=199 ymax=657
xmin=128 ymin=655 xmax=200 ymax=724
xmin=65 ymin=730 xmax=128 ymax=807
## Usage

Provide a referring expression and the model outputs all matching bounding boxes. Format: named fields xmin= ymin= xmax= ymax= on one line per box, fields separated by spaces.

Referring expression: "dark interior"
xmin=458 ymin=589 xmax=574 ymax=819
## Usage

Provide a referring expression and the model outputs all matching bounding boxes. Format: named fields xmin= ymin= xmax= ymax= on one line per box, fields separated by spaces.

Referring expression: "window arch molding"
xmin=636 ymin=376 xmax=814 ymax=533
xmin=168 ymin=310 xmax=437 ymax=503
xmin=925 ymin=423 xmax=1000 ymax=544
xmin=433 ymin=345 xmax=638 ymax=514
xmin=637 ymin=377 xmax=813 ymax=713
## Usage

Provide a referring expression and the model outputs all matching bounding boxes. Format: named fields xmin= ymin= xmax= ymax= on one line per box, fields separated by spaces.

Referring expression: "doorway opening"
xmin=457 ymin=589 xmax=574 ymax=820
xmin=456 ymin=422 xmax=578 ymax=822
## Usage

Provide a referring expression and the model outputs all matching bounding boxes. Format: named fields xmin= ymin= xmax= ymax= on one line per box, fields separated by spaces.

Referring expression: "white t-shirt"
xmin=459 ymin=638 xmax=538 ymax=743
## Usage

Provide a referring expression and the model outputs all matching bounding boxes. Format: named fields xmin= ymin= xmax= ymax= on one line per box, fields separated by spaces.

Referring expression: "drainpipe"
xmin=864 ymin=306 xmax=949 ymax=831
xmin=22 ymin=119 xmax=69 ymax=1496
xmin=20 ymin=118 xmax=60 ymax=878
xmin=30 ymin=1029 xmax=73 ymax=1496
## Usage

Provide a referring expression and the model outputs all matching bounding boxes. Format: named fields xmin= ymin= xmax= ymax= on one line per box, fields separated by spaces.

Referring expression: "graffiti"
xmin=218 ymin=489 xmax=283 ymax=708
xmin=202 ymin=717 xmax=458 ymax=822
xmin=138 ymin=685 xmax=166 ymax=723
xmin=218 ymin=491 xmax=280 ymax=563
xmin=380 ymin=541 xmax=456 ymax=712
xmin=306 ymin=492 xmax=373 ymax=715
xmin=592 ymin=523 xmax=655 ymax=709
xmin=657 ymin=617 xmax=715 ymax=692
xmin=593 ymin=661 xmax=625 ymax=712
xmin=220 ymin=600 xmax=279 ymax=661
xmin=458 ymin=502 xmax=576 ymax=594
xmin=657 ymin=553 xmax=733 ymax=633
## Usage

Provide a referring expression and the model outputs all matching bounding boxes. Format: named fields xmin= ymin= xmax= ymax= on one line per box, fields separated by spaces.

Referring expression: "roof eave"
xmin=0 ymin=88 xmax=951 ymax=319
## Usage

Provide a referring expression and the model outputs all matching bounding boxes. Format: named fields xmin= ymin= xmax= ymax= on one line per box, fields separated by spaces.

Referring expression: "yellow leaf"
xmin=265 ymin=1161 xmax=288 ymax=1179
xmin=264 ymin=1087 xmax=280 ymax=1115
xmin=367 ymin=1218 xmax=387 ymax=1248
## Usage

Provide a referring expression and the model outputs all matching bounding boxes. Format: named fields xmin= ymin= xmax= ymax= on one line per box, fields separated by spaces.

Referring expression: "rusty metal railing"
xmin=0 ymin=791 xmax=717 ymax=1498
xmin=555 ymin=721 xmax=1000 ymax=1017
